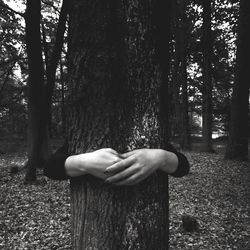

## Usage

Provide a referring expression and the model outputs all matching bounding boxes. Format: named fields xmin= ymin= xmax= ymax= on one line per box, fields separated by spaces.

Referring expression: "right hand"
xmin=65 ymin=148 xmax=121 ymax=179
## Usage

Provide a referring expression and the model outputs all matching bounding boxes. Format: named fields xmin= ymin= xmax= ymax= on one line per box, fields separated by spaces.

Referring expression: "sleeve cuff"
xmin=169 ymin=152 xmax=190 ymax=178
xmin=44 ymin=153 xmax=70 ymax=180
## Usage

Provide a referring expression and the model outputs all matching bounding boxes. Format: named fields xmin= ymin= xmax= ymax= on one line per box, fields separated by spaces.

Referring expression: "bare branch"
xmin=41 ymin=0 xmax=60 ymax=14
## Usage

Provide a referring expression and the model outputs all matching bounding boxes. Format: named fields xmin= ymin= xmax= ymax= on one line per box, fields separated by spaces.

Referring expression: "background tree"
xmin=25 ymin=0 xmax=48 ymax=182
xmin=201 ymin=0 xmax=214 ymax=152
xmin=24 ymin=0 xmax=68 ymax=182
xmin=177 ymin=0 xmax=191 ymax=150
xmin=225 ymin=0 xmax=250 ymax=160
xmin=67 ymin=0 xmax=172 ymax=248
xmin=0 ymin=0 xmax=248 ymax=167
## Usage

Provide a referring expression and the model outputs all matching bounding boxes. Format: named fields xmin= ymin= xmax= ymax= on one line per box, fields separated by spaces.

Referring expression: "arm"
xmin=105 ymin=145 xmax=190 ymax=185
xmin=164 ymin=143 xmax=190 ymax=177
xmin=44 ymin=142 xmax=70 ymax=180
xmin=44 ymin=143 xmax=121 ymax=180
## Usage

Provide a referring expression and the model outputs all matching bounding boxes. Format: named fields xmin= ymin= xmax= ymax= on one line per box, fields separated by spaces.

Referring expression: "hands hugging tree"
xmin=61 ymin=147 xmax=181 ymax=186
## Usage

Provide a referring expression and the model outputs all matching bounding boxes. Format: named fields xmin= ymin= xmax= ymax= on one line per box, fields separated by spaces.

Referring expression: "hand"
xmin=105 ymin=149 xmax=177 ymax=186
xmin=65 ymin=148 xmax=121 ymax=179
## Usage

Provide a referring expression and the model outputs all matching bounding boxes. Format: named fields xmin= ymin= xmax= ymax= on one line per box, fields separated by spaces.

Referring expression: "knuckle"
xmin=137 ymin=172 xmax=143 ymax=179
xmin=112 ymin=156 xmax=119 ymax=164
xmin=130 ymin=155 xmax=137 ymax=162
xmin=134 ymin=163 xmax=141 ymax=171
xmin=105 ymin=148 xmax=113 ymax=152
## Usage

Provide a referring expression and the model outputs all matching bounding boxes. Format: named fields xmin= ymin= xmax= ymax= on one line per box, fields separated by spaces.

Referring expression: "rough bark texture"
xmin=25 ymin=0 xmax=49 ymax=182
xmin=67 ymin=0 xmax=171 ymax=249
xmin=225 ymin=0 xmax=250 ymax=160
xmin=201 ymin=0 xmax=214 ymax=152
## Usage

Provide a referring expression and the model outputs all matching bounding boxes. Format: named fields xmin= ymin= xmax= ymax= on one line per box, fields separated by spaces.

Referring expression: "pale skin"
xmin=65 ymin=148 xmax=178 ymax=186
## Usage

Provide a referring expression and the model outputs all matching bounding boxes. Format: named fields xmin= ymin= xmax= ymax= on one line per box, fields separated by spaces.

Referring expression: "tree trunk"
xmin=25 ymin=0 xmax=68 ymax=182
xmin=67 ymin=0 xmax=172 ymax=249
xmin=225 ymin=0 xmax=250 ymax=160
xmin=25 ymin=0 xmax=49 ymax=182
xmin=44 ymin=0 xmax=69 ymax=129
xmin=170 ymin=0 xmax=190 ymax=149
xmin=60 ymin=60 xmax=66 ymax=136
xmin=178 ymin=0 xmax=191 ymax=150
xmin=201 ymin=0 xmax=214 ymax=152
xmin=169 ymin=0 xmax=182 ymax=143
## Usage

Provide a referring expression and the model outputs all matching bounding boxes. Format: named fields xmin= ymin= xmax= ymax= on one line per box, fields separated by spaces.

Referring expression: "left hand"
xmin=104 ymin=149 xmax=171 ymax=186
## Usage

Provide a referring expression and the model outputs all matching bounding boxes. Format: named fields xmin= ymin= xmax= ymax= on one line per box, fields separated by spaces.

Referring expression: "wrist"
xmin=158 ymin=150 xmax=178 ymax=174
xmin=65 ymin=154 xmax=88 ymax=176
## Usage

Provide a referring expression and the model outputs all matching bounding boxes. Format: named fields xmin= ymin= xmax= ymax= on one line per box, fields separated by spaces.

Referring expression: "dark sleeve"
xmin=164 ymin=143 xmax=190 ymax=178
xmin=43 ymin=142 xmax=70 ymax=180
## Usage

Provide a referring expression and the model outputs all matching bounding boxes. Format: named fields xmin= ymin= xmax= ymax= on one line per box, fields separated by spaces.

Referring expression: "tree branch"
xmin=45 ymin=0 xmax=69 ymax=106
xmin=41 ymin=0 xmax=60 ymax=14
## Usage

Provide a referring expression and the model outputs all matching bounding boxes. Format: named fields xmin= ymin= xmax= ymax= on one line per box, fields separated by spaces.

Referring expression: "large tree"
xmin=225 ymin=0 xmax=250 ymax=160
xmin=67 ymin=0 xmax=172 ymax=249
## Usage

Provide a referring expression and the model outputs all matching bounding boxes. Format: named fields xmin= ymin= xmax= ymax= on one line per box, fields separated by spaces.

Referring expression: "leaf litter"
xmin=0 ymin=151 xmax=249 ymax=249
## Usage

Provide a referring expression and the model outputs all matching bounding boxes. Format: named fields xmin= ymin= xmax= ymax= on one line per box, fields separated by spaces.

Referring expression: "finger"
xmin=112 ymin=155 xmax=122 ymax=164
xmin=115 ymin=172 xmax=143 ymax=186
xmin=105 ymin=148 xmax=119 ymax=155
xmin=105 ymin=164 xmax=138 ymax=183
xmin=104 ymin=156 xmax=136 ymax=174
xmin=121 ymin=151 xmax=137 ymax=158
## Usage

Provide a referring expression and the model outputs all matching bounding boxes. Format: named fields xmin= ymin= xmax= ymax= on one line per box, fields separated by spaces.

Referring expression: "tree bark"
xmin=201 ymin=0 xmax=214 ymax=152
xmin=25 ymin=0 xmax=49 ymax=182
xmin=225 ymin=0 xmax=250 ymax=160
xmin=67 ymin=0 xmax=172 ymax=249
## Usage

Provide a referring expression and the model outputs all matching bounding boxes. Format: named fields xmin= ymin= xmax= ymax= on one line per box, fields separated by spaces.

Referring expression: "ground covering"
xmin=0 ymin=148 xmax=249 ymax=249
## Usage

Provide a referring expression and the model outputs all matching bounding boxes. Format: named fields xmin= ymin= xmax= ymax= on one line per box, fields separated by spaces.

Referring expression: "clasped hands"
xmin=65 ymin=148 xmax=178 ymax=186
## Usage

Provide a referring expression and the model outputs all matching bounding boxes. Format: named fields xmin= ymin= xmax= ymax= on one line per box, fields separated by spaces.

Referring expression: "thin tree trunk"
xmin=25 ymin=0 xmax=49 ymax=182
xmin=178 ymin=0 xmax=191 ymax=150
xmin=25 ymin=0 xmax=68 ymax=182
xmin=44 ymin=0 xmax=68 ymax=121
xmin=60 ymin=60 xmax=66 ymax=136
xmin=42 ymin=0 xmax=69 ymax=138
xmin=170 ymin=0 xmax=181 ymax=142
xmin=201 ymin=0 xmax=214 ymax=152
xmin=67 ymin=0 xmax=172 ymax=249
xmin=225 ymin=0 xmax=250 ymax=160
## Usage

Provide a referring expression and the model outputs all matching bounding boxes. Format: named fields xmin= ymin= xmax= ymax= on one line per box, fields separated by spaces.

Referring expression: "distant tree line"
xmin=0 ymin=0 xmax=249 ymax=183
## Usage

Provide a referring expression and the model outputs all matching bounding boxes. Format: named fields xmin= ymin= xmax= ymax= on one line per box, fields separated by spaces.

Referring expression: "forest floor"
xmin=0 ymin=142 xmax=249 ymax=250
